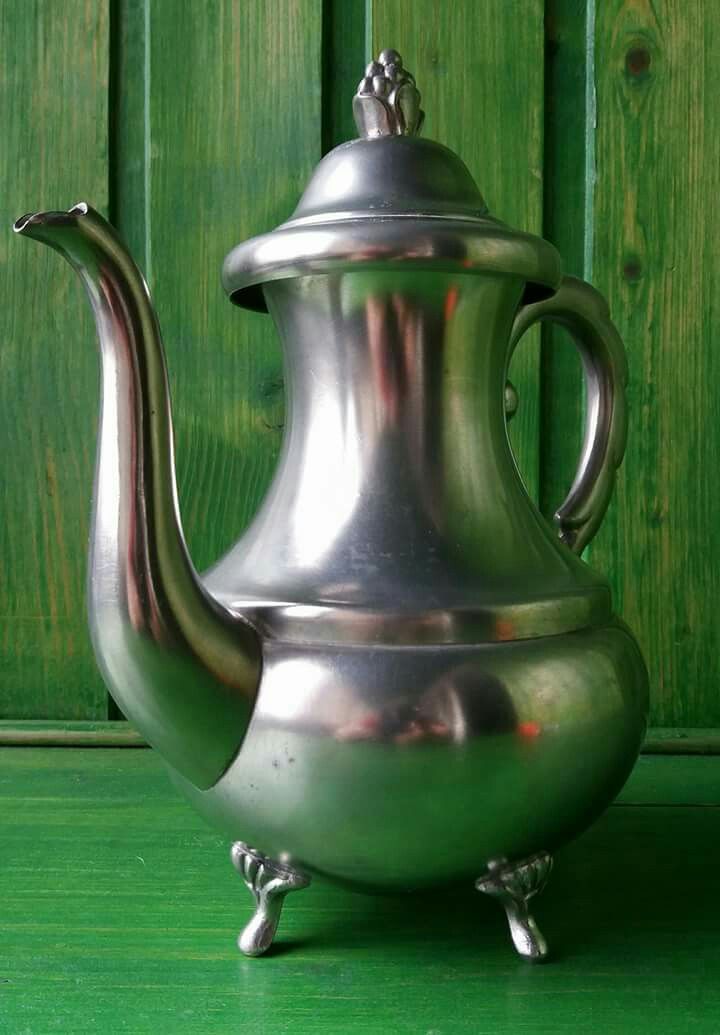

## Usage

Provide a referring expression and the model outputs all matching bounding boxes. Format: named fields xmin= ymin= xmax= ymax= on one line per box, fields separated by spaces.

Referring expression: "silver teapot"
xmin=15 ymin=50 xmax=647 ymax=961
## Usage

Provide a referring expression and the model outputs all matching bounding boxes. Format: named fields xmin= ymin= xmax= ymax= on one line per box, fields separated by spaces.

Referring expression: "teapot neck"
xmin=207 ymin=269 xmax=607 ymax=624
xmin=269 ymin=271 xmax=516 ymax=513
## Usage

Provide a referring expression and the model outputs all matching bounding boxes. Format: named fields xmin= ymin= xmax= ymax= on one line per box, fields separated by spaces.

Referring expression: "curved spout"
xmin=14 ymin=204 xmax=261 ymax=789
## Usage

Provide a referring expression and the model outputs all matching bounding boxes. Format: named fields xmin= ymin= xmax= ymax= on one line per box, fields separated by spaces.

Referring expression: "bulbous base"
xmin=173 ymin=620 xmax=647 ymax=891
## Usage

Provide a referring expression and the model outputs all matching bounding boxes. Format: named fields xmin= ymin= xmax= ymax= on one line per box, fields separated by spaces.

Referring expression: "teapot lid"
xmin=223 ymin=50 xmax=561 ymax=311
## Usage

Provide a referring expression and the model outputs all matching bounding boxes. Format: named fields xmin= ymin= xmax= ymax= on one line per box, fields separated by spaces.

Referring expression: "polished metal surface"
xmin=476 ymin=852 xmax=553 ymax=961
xmin=222 ymin=204 xmax=561 ymax=315
xmin=285 ymin=135 xmax=488 ymax=223
xmin=13 ymin=205 xmax=261 ymax=790
xmin=16 ymin=47 xmax=648 ymax=953
xmin=174 ymin=621 xmax=647 ymax=889
xmin=353 ymin=48 xmax=425 ymax=138
xmin=231 ymin=842 xmax=310 ymax=957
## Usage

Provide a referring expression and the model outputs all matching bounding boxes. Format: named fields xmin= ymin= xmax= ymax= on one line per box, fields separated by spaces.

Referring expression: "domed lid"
xmin=223 ymin=49 xmax=561 ymax=311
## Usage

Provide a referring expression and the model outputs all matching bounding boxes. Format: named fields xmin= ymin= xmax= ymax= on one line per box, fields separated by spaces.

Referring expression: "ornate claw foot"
xmin=475 ymin=851 xmax=553 ymax=961
xmin=231 ymin=841 xmax=310 ymax=957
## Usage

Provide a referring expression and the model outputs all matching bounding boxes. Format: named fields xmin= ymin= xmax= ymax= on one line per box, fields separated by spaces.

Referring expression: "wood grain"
xmin=587 ymin=0 xmax=720 ymax=725
xmin=322 ymin=0 xmax=366 ymax=151
xmin=2 ymin=747 xmax=720 ymax=1033
xmin=145 ymin=0 xmax=322 ymax=574
xmin=540 ymin=0 xmax=588 ymax=519
xmin=369 ymin=1 xmax=546 ymax=500
xmin=0 ymin=720 xmax=146 ymax=746
xmin=0 ymin=0 xmax=109 ymax=718
xmin=110 ymin=0 xmax=149 ymax=269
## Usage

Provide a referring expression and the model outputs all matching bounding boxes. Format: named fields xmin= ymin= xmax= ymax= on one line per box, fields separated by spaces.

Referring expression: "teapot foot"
xmin=475 ymin=851 xmax=553 ymax=961
xmin=231 ymin=841 xmax=310 ymax=957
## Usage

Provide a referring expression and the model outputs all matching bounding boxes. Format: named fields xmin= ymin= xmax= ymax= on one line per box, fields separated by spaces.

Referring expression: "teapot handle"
xmin=509 ymin=275 xmax=628 ymax=554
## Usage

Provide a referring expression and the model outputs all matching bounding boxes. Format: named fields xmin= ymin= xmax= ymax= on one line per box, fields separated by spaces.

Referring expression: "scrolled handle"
xmin=509 ymin=275 xmax=628 ymax=553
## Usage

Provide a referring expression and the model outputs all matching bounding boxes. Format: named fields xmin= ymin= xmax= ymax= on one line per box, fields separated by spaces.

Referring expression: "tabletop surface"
xmin=1 ymin=747 xmax=719 ymax=1035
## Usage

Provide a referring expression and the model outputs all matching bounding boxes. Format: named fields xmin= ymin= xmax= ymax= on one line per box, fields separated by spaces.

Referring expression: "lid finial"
xmin=353 ymin=49 xmax=425 ymax=139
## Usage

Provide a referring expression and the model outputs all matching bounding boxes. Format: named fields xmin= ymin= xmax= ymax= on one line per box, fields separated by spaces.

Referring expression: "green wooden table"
xmin=1 ymin=748 xmax=719 ymax=1033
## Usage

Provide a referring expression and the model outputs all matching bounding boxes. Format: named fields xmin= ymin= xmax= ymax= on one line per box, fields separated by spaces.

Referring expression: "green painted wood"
xmin=0 ymin=0 xmax=110 ymax=719
xmin=587 ymin=1 xmax=720 ymax=726
xmin=145 ymin=0 xmax=322 ymax=574
xmin=643 ymin=727 xmax=720 ymax=756
xmin=617 ymin=753 xmax=720 ymax=805
xmin=540 ymin=0 xmax=588 ymax=520
xmin=109 ymin=0 xmax=148 ymax=270
xmin=322 ymin=0 xmax=367 ymax=152
xmin=1 ymin=748 xmax=719 ymax=1033
xmin=0 ymin=720 xmax=145 ymax=746
xmin=369 ymin=1 xmax=545 ymax=501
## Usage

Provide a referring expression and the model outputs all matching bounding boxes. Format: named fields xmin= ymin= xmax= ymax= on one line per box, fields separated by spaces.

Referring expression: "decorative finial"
xmin=353 ymin=49 xmax=425 ymax=139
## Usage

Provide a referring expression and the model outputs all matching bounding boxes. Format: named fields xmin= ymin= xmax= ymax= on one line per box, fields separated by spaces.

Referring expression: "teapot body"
xmin=16 ymin=48 xmax=649 ymax=955
xmin=172 ymin=266 xmax=648 ymax=890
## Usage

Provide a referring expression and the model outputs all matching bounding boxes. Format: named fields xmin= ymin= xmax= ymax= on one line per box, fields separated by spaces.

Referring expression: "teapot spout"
xmin=14 ymin=204 xmax=261 ymax=789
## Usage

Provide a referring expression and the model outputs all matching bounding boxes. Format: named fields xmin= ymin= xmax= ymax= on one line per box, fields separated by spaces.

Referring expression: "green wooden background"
xmin=1 ymin=0 xmax=717 ymax=731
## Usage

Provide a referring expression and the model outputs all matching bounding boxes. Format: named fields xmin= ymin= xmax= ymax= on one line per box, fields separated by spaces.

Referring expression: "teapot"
xmin=15 ymin=50 xmax=647 ymax=961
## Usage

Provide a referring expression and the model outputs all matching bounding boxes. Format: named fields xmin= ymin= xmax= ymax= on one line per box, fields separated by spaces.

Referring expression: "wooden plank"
xmin=0 ymin=0 xmax=110 ymax=718
xmin=618 ymin=753 xmax=720 ymax=805
xmin=322 ymin=0 xmax=367 ymax=152
xmin=109 ymin=0 xmax=149 ymax=268
xmin=643 ymin=727 xmax=720 ymax=756
xmin=540 ymin=0 xmax=588 ymax=519
xmin=369 ymin=1 xmax=546 ymax=500
xmin=1 ymin=748 xmax=719 ymax=1033
xmin=145 ymin=0 xmax=322 ymax=574
xmin=588 ymin=1 xmax=720 ymax=726
xmin=0 ymin=720 xmax=146 ymax=747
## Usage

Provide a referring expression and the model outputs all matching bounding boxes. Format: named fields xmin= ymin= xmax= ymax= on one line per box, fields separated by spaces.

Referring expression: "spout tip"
xmin=13 ymin=212 xmax=41 ymax=235
xmin=13 ymin=201 xmax=89 ymax=235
